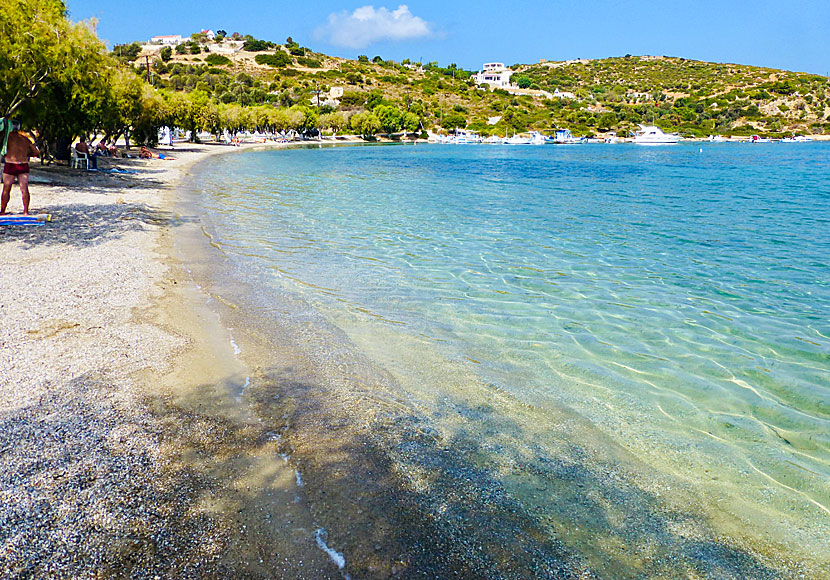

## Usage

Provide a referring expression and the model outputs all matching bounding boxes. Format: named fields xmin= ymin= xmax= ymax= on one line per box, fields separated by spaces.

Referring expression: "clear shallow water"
xmin=192 ymin=142 xmax=829 ymax=574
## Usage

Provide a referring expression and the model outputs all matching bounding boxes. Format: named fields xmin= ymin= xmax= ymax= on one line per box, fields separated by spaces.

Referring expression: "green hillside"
xmin=126 ymin=33 xmax=830 ymax=139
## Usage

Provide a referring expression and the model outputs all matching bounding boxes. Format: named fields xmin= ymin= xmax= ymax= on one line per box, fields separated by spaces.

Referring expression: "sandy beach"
xmin=0 ymin=144 xmax=346 ymax=578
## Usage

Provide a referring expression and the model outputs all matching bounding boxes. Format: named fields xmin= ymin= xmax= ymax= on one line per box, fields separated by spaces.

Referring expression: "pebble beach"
xmin=0 ymin=145 xmax=344 ymax=579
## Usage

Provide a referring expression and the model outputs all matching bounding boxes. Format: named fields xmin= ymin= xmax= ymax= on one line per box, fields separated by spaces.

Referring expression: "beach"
xmin=1 ymin=142 xmax=826 ymax=580
xmin=0 ymin=144 xmax=346 ymax=578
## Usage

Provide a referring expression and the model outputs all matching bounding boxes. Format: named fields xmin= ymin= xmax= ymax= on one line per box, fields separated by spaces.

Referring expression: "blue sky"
xmin=67 ymin=1 xmax=830 ymax=75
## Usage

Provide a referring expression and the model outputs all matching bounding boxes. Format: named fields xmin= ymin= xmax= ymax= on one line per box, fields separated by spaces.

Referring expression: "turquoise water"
xmin=191 ymin=143 xmax=829 ymax=575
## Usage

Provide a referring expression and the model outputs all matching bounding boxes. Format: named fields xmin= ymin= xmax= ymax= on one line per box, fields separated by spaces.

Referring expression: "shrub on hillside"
xmin=296 ymin=57 xmax=322 ymax=68
xmin=205 ymin=54 xmax=232 ymax=66
xmin=255 ymin=52 xmax=293 ymax=67
xmin=243 ymin=38 xmax=275 ymax=51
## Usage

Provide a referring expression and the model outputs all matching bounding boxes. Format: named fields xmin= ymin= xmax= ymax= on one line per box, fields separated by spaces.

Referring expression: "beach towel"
xmin=0 ymin=118 xmax=9 ymax=157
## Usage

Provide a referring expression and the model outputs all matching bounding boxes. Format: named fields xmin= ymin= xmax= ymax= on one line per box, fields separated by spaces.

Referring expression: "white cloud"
xmin=315 ymin=5 xmax=431 ymax=49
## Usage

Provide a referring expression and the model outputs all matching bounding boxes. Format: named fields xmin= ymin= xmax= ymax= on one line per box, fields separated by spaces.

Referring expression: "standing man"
xmin=1 ymin=120 xmax=40 ymax=215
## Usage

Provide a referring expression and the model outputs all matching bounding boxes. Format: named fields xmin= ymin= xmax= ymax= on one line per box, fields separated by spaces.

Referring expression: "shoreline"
xmin=1 ymin=141 xmax=826 ymax=578
xmin=0 ymin=141 xmax=346 ymax=578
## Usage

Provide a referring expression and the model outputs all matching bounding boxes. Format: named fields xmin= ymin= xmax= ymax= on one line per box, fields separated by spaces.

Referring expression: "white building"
xmin=473 ymin=62 xmax=515 ymax=88
xmin=150 ymin=35 xmax=184 ymax=46
xmin=201 ymin=29 xmax=216 ymax=41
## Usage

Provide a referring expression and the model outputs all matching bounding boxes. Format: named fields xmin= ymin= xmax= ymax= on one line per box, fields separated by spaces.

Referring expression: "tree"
xmin=215 ymin=30 xmax=227 ymax=42
xmin=401 ymin=111 xmax=420 ymax=133
xmin=517 ymin=76 xmax=532 ymax=89
xmin=2 ymin=1 xmax=126 ymax=158
xmin=0 ymin=0 xmax=88 ymax=117
xmin=357 ymin=55 xmax=369 ymax=63
xmin=441 ymin=112 xmax=466 ymax=130
xmin=350 ymin=111 xmax=380 ymax=137
xmin=242 ymin=38 xmax=274 ymax=52
xmin=111 ymin=42 xmax=143 ymax=62
xmin=319 ymin=111 xmax=347 ymax=136
xmin=374 ymin=104 xmax=401 ymax=134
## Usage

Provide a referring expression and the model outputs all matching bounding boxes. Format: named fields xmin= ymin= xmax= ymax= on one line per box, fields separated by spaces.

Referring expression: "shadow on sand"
xmin=0 ymin=200 xmax=193 ymax=250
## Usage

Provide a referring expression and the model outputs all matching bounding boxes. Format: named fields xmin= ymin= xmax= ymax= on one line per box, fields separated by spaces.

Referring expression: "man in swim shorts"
xmin=2 ymin=120 xmax=40 ymax=215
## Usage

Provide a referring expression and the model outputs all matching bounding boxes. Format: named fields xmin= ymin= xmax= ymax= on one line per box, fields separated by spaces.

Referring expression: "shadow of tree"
xmin=238 ymin=362 xmax=789 ymax=580
xmin=0 ymin=372 xmax=346 ymax=580
xmin=0 ymin=202 xmax=194 ymax=249
xmin=0 ymin=374 xmax=232 ymax=579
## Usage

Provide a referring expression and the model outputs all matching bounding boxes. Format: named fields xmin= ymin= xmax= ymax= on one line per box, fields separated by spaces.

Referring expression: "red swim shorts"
xmin=3 ymin=162 xmax=29 ymax=176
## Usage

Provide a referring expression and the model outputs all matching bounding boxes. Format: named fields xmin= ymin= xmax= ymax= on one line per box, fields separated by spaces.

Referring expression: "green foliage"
xmin=339 ymin=92 xmax=365 ymax=107
xmin=365 ymin=90 xmax=385 ymax=110
xmin=160 ymin=46 xmax=173 ymax=62
xmin=441 ymin=112 xmax=467 ymax=130
xmin=205 ymin=54 xmax=232 ymax=66
xmin=255 ymin=52 xmax=293 ymax=67
xmin=374 ymin=104 xmax=401 ymax=133
xmin=296 ymin=57 xmax=322 ymax=68
xmin=243 ymin=38 xmax=275 ymax=52
xmin=516 ymin=76 xmax=532 ymax=89
xmin=112 ymin=42 xmax=143 ymax=61
xmin=350 ymin=111 xmax=380 ymax=136
xmin=357 ymin=55 xmax=369 ymax=63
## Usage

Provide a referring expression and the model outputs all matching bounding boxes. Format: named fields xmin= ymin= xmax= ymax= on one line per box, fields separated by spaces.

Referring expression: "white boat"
xmin=780 ymin=135 xmax=812 ymax=143
xmin=483 ymin=135 xmax=503 ymax=144
xmin=634 ymin=125 xmax=681 ymax=145
xmin=603 ymin=132 xmax=619 ymax=144
xmin=708 ymin=135 xmax=727 ymax=142
xmin=750 ymin=135 xmax=772 ymax=143
xmin=453 ymin=130 xmax=483 ymax=144
xmin=505 ymin=134 xmax=533 ymax=145
xmin=552 ymin=129 xmax=584 ymax=144
xmin=529 ymin=131 xmax=546 ymax=145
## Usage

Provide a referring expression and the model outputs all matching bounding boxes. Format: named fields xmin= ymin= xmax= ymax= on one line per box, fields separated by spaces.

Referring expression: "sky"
xmin=66 ymin=0 xmax=830 ymax=75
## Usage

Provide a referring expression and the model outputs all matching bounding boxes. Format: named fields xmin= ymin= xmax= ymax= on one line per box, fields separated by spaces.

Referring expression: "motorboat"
xmin=780 ymin=135 xmax=812 ymax=143
xmin=452 ymin=130 xmax=483 ymax=144
xmin=708 ymin=135 xmax=727 ymax=142
xmin=634 ymin=125 xmax=681 ymax=144
xmin=529 ymin=131 xmax=546 ymax=145
xmin=552 ymin=129 xmax=584 ymax=144
xmin=750 ymin=135 xmax=772 ymax=143
xmin=483 ymin=135 xmax=503 ymax=144
xmin=505 ymin=134 xmax=533 ymax=145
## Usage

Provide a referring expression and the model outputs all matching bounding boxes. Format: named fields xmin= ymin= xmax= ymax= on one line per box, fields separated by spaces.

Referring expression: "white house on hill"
xmin=473 ymin=62 xmax=514 ymax=88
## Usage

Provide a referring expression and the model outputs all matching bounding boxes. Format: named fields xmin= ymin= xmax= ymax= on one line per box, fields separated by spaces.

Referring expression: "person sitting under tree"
xmin=75 ymin=137 xmax=97 ymax=169
xmin=1 ymin=119 xmax=40 ymax=215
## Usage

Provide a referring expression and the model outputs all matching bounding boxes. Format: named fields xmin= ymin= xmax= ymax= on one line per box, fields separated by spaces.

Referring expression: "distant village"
xmin=143 ymin=30 xmax=578 ymax=103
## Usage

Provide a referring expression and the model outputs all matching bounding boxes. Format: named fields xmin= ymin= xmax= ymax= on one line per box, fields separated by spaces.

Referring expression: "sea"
xmin=183 ymin=142 xmax=829 ymax=578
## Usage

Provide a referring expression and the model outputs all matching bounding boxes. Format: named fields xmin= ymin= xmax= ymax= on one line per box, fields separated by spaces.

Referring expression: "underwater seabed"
xmin=178 ymin=142 xmax=829 ymax=578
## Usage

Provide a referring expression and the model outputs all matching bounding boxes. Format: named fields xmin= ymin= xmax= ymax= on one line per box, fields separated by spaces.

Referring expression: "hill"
xmin=122 ymin=34 xmax=830 ymax=139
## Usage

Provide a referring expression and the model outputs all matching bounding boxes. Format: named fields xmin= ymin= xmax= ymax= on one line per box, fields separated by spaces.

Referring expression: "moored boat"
xmin=634 ymin=124 xmax=680 ymax=145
